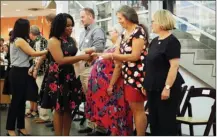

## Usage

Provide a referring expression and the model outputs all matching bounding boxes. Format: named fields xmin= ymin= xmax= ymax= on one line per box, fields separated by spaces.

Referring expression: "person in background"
xmin=143 ymin=9 xmax=185 ymax=135
xmin=0 ymin=38 xmax=5 ymax=78
xmin=25 ymin=25 xmax=48 ymax=118
xmin=78 ymin=7 xmax=106 ymax=134
xmin=2 ymin=31 xmax=13 ymax=95
xmin=97 ymin=5 xmax=149 ymax=136
xmin=40 ymin=13 xmax=90 ymax=136
xmin=6 ymin=18 xmax=47 ymax=136
xmin=86 ymin=24 xmax=133 ymax=136
xmin=33 ymin=13 xmax=56 ymax=126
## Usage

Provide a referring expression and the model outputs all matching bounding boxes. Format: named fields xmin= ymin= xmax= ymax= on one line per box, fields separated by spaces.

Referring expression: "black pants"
xmin=147 ymin=86 xmax=181 ymax=136
xmin=6 ymin=67 xmax=29 ymax=130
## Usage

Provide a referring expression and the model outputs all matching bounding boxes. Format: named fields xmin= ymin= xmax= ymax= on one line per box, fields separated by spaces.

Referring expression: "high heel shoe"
xmin=17 ymin=130 xmax=31 ymax=136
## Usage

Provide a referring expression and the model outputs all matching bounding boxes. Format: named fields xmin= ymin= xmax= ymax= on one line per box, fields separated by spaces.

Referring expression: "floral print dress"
xmin=85 ymin=47 xmax=133 ymax=136
xmin=40 ymin=37 xmax=83 ymax=112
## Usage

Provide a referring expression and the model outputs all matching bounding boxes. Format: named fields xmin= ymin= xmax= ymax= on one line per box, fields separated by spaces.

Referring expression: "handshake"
xmin=80 ymin=48 xmax=113 ymax=61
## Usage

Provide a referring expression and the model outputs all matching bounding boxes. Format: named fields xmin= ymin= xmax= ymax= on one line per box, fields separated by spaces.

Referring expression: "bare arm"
xmin=113 ymin=38 xmax=145 ymax=62
xmin=165 ymin=59 xmax=180 ymax=87
xmin=15 ymin=38 xmax=47 ymax=57
xmin=48 ymin=37 xmax=90 ymax=65
xmin=109 ymin=46 xmax=122 ymax=87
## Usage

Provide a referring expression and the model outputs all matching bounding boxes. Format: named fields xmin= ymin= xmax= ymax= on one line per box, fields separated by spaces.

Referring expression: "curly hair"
xmin=49 ymin=13 xmax=74 ymax=39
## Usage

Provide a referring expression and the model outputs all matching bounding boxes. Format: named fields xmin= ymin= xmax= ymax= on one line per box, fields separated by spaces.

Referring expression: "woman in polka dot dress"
xmin=97 ymin=5 xmax=149 ymax=136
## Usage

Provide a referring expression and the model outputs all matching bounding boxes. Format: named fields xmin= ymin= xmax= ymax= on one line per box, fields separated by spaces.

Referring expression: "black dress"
xmin=40 ymin=37 xmax=83 ymax=112
xmin=143 ymin=34 xmax=185 ymax=136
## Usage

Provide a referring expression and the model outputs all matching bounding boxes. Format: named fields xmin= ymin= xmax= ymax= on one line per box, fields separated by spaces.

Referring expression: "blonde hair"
xmin=153 ymin=9 xmax=175 ymax=30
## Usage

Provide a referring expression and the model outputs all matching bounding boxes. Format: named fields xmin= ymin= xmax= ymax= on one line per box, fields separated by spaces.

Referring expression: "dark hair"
xmin=0 ymin=38 xmax=4 ymax=42
xmin=49 ymin=13 xmax=74 ymax=39
xmin=117 ymin=5 xmax=149 ymax=47
xmin=82 ymin=8 xmax=95 ymax=19
xmin=10 ymin=18 xmax=30 ymax=42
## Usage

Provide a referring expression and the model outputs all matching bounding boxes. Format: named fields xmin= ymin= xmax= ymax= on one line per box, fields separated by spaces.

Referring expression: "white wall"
xmin=179 ymin=67 xmax=214 ymax=136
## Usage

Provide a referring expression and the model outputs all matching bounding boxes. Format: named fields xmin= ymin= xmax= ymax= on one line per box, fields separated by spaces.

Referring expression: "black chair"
xmin=176 ymin=86 xmax=216 ymax=136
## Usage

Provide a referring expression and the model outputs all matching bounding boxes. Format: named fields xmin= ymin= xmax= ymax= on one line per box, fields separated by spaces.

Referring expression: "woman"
xmin=143 ymin=9 xmax=185 ymax=135
xmin=6 ymin=18 xmax=47 ymax=136
xmin=86 ymin=25 xmax=133 ymax=136
xmin=97 ymin=5 xmax=148 ymax=136
xmin=41 ymin=13 xmax=90 ymax=136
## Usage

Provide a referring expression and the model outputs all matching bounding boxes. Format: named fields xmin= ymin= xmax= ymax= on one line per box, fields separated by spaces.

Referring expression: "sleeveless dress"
xmin=85 ymin=47 xmax=133 ymax=135
xmin=40 ymin=37 xmax=83 ymax=112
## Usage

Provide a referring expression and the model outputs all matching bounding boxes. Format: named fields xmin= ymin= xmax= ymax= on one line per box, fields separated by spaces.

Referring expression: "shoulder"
xmin=15 ymin=37 xmax=27 ymax=46
xmin=48 ymin=37 xmax=61 ymax=45
xmin=168 ymin=34 xmax=181 ymax=47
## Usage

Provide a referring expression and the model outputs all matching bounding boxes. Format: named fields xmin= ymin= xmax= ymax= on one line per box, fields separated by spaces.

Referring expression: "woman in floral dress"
xmin=40 ymin=13 xmax=90 ymax=136
xmin=86 ymin=25 xmax=133 ymax=136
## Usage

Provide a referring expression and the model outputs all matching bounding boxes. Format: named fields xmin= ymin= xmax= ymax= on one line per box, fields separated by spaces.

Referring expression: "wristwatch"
xmin=165 ymin=85 xmax=171 ymax=90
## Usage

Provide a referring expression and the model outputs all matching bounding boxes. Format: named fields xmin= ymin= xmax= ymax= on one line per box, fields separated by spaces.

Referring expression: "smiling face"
xmin=80 ymin=10 xmax=92 ymax=27
xmin=117 ymin=12 xmax=130 ymax=29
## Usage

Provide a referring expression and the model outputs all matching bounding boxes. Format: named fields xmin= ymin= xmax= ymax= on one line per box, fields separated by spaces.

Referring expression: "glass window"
xmin=97 ymin=19 xmax=112 ymax=33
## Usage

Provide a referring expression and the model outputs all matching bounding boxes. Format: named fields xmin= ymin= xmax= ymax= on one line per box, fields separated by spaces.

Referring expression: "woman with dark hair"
xmin=96 ymin=5 xmax=149 ymax=136
xmin=40 ymin=13 xmax=90 ymax=136
xmin=6 ymin=18 xmax=47 ymax=136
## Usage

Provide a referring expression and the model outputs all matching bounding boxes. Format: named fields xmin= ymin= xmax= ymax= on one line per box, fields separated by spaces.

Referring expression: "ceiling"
xmin=1 ymin=1 xmax=56 ymax=18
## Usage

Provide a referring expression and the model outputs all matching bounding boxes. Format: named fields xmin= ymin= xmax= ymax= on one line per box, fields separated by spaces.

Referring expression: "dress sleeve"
xmin=165 ymin=37 xmax=181 ymax=60
xmin=133 ymin=27 xmax=147 ymax=40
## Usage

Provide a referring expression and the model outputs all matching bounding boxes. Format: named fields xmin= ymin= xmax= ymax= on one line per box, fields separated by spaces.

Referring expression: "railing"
xmin=175 ymin=1 xmax=216 ymax=39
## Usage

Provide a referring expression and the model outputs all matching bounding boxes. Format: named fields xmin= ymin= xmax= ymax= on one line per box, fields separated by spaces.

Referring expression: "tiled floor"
xmin=0 ymin=106 xmax=88 ymax=136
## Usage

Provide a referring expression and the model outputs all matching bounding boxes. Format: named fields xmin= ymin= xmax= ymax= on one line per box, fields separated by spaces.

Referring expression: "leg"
xmin=146 ymin=91 xmax=159 ymax=136
xmin=62 ymin=111 xmax=72 ymax=136
xmin=129 ymin=102 xmax=147 ymax=136
xmin=53 ymin=110 xmax=63 ymax=136
xmin=157 ymin=87 xmax=181 ymax=136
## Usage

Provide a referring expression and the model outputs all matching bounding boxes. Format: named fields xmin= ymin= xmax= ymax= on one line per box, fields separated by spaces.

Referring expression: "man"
xmin=78 ymin=8 xmax=106 ymax=135
xmin=27 ymin=25 xmax=49 ymax=121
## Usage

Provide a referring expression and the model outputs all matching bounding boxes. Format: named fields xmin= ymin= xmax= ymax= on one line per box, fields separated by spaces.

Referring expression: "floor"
xmin=0 ymin=106 xmax=88 ymax=136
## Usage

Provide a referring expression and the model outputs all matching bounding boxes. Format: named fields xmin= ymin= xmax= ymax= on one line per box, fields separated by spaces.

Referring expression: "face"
xmin=3 ymin=45 xmax=8 ymax=53
xmin=0 ymin=41 xmax=4 ymax=46
xmin=108 ymin=29 xmax=119 ymax=42
xmin=117 ymin=13 xmax=128 ymax=29
xmin=151 ymin=17 xmax=161 ymax=33
xmin=80 ymin=10 xmax=91 ymax=27
xmin=64 ymin=18 xmax=73 ymax=37
xmin=29 ymin=33 xmax=36 ymax=41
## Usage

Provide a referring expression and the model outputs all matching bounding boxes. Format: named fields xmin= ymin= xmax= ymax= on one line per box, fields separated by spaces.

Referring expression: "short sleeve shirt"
xmin=143 ymin=34 xmax=184 ymax=91
xmin=119 ymin=25 xmax=148 ymax=92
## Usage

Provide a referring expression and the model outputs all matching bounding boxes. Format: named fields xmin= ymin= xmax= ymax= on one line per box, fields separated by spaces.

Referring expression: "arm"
xmin=48 ymin=37 xmax=90 ymax=65
xmin=112 ymin=38 xmax=145 ymax=62
xmin=165 ymin=59 xmax=180 ymax=87
xmin=15 ymin=38 xmax=47 ymax=57
xmin=161 ymin=38 xmax=181 ymax=100
xmin=84 ymin=28 xmax=105 ymax=54
xmin=109 ymin=46 xmax=122 ymax=87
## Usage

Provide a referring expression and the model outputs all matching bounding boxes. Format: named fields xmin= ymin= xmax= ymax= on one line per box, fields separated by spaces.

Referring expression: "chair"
xmin=176 ymin=86 xmax=216 ymax=136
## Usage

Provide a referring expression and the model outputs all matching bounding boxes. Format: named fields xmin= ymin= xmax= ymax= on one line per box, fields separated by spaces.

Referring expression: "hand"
xmin=32 ymin=69 xmax=38 ymax=79
xmin=28 ymin=67 xmax=33 ymax=76
xmin=107 ymin=85 xmax=113 ymax=96
xmin=43 ymin=50 xmax=48 ymax=55
xmin=84 ymin=48 xmax=95 ymax=55
xmin=101 ymin=53 xmax=112 ymax=60
xmin=161 ymin=88 xmax=170 ymax=100
xmin=81 ymin=54 xmax=91 ymax=61
xmin=141 ymin=87 xmax=147 ymax=96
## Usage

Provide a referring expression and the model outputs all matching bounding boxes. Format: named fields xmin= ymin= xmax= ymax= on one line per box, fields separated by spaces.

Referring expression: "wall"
xmin=0 ymin=16 xmax=50 ymax=42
